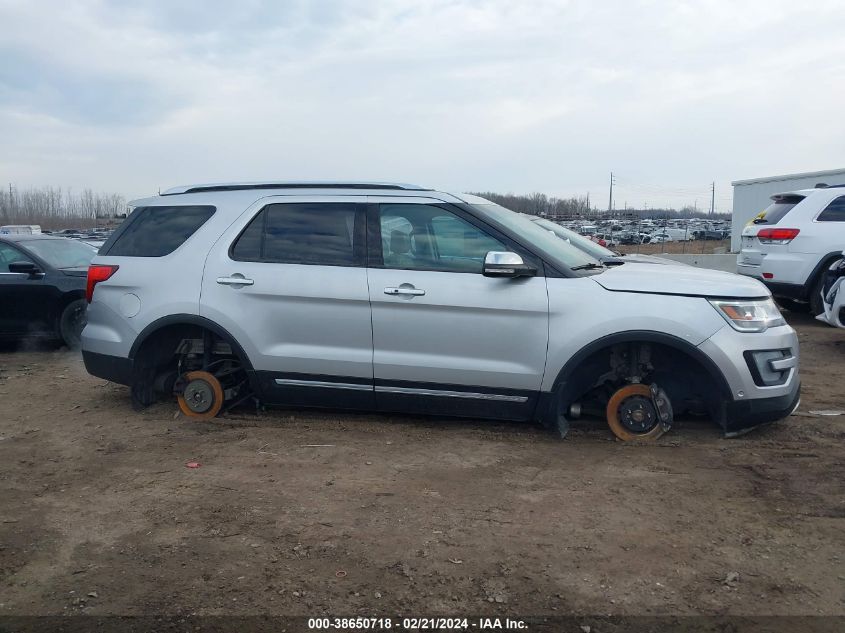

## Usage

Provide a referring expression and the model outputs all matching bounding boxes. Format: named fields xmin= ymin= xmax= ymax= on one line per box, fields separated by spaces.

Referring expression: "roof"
xmin=161 ymin=181 xmax=431 ymax=195
xmin=732 ymin=167 xmax=845 ymax=187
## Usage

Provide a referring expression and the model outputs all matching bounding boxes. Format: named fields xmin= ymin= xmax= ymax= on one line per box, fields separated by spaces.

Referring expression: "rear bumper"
xmin=736 ymin=262 xmax=809 ymax=301
xmin=83 ymin=350 xmax=133 ymax=386
xmin=722 ymin=379 xmax=800 ymax=437
xmin=763 ymin=281 xmax=808 ymax=302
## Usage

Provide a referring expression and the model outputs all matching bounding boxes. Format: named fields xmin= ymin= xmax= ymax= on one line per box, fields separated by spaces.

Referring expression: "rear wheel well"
xmin=556 ymin=339 xmax=728 ymax=425
xmin=130 ymin=320 xmax=251 ymax=409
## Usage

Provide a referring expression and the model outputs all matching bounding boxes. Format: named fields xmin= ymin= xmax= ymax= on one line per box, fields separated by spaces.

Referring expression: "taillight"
xmin=86 ymin=264 xmax=119 ymax=303
xmin=757 ymin=228 xmax=800 ymax=244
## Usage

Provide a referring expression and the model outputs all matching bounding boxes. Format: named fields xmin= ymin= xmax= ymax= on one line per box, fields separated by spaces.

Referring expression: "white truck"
xmin=0 ymin=225 xmax=42 ymax=235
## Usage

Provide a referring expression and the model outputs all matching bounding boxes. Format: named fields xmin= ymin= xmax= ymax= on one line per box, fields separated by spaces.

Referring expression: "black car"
xmin=692 ymin=228 xmax=727 ymax=240
xmin=0 ymin=234 xmax=97 ymax=348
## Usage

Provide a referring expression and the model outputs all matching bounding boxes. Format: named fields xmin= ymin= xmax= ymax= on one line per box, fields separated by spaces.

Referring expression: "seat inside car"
xmin=387 ymin=229 xmax=415 ymax=268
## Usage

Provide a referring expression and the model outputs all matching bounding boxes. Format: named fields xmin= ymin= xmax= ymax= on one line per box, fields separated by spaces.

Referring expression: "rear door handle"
xmin=217 ymin=275 xmax=254 ymax=286
xmin=384 ymin=286 xmax=425 ymax=296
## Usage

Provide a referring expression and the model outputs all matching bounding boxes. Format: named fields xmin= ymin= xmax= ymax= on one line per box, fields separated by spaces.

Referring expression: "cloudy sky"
xmin=1 ymin=0 xmax=843 ymax=211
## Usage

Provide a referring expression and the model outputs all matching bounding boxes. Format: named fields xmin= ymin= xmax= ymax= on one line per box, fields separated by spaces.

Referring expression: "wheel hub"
xmin=617 ymin=395 xmax=659 ymax=433
xmin=183 ymin=379 xmax=214 ymax=414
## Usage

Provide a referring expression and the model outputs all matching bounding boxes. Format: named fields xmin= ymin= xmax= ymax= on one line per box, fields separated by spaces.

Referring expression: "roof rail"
xmin=161 ymin=181 xmax=431 ymax=195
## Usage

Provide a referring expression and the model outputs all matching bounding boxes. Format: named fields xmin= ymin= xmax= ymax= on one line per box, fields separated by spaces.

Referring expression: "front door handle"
xmin=217 ymin=275 xmax=254 ymax=286
xmin=384 ymin=286 xmax=425 ymax=296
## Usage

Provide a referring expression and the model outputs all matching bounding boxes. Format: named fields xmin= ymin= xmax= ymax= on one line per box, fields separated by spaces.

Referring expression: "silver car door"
xmin=366 ymin=198 xmax=549 ymax=420
xmin=201 ymin=196 xmax=374 ymax=409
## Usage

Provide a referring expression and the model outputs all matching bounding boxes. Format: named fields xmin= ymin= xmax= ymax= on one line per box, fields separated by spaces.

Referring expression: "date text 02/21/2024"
xmin=307 ymin=617 xmax=529 ymax=630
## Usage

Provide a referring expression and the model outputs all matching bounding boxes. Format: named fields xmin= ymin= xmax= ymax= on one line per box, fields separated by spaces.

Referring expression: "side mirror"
xmin=483 ymin=251 xmax=536 ymax=278
xmin=8 ymin=261 xmax=42 ymax=277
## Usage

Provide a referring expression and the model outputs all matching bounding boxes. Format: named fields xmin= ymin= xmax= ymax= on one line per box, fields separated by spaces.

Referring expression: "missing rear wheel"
xmin=177 ymin=371 xmax=224 ymax=419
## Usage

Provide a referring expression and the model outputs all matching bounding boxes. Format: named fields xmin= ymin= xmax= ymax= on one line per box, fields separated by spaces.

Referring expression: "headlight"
xmin=709 ymin=297 xmax=786 ymax=332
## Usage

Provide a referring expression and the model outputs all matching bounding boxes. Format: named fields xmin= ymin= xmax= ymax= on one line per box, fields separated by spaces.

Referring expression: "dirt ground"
xmin=0 ymin=312 xmax=843 ymax=620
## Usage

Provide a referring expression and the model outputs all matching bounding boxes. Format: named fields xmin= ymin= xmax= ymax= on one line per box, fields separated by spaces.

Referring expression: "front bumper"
xmin=697 ymin=323 xmax=800 ymax=436
xmin=722 ymin=378 xmax=800 ymax=437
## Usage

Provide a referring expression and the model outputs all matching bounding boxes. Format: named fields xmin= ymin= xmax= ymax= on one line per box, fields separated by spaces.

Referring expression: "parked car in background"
xmin=527 ymin=217 xmax=681 ymax=266
xmin=738 ymin=187 xmax=845 ymax=314
xmin=693 ymin=228 xmax=727 ymax=240
xmin=0 ymin=234 xmax=96 ymax=347
xmin=650 ymin=228 xmax=692 ymax=243
xmin=82 ymin=181 xmax=798 ymax=442
xmin=649 ymin=232 xmax=674 ymax=244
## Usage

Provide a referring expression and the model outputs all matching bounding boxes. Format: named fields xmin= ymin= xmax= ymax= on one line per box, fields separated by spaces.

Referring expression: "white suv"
xmin=738 ymin=186 xmax=845 ymax=314
xmin=81 ymin=182 xmax=800 ymax=441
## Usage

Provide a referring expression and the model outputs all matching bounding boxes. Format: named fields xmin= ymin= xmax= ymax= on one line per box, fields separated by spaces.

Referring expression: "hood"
xmin=592 ymin=263 xmax=770 ymax=298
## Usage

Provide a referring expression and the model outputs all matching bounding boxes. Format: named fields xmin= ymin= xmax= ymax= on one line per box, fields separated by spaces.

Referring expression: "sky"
xmin=1 ymin=0 xmax=843 ymax=212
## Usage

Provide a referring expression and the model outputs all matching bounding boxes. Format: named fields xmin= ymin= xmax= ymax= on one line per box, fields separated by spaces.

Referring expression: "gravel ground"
xmin=0 ymin=312 xmax=843 ymax=619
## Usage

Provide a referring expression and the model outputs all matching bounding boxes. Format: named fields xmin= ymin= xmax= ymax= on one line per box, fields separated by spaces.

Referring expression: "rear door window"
xmin=231 ymin=203 xmax=364 ymax=266
xmin=102 ymin=205 xmax=215 ymax=257
xmin=817 ymin=196 xmax=845 ymax=222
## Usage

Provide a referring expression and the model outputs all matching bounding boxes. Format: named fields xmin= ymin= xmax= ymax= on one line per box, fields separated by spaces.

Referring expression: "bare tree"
xmin=0 ymin=185 xmax=128 ymax=229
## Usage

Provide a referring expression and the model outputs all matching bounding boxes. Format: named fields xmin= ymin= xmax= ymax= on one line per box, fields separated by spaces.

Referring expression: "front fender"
xmin=542 ymin=279 xmax=726 ymax=392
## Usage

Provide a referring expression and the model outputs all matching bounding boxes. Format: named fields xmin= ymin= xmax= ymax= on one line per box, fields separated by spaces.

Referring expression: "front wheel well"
xmin=554 ymin=337 xmax=729 ymax=425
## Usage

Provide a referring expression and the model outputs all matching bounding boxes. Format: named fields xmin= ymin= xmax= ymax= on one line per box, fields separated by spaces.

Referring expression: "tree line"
xmin=470 ymin=192 xmax=731 ymax=220
xmin=0 ymin=185 xmax=127 ymax=229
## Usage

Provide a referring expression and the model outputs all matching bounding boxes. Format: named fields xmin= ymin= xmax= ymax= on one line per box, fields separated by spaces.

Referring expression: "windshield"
xmin=532 ymin=218 xmax=616 ymax=259
xmin=470 ymin=203 xmax=602 ymax=270
xmin=19 ymin=238 xmax=97 ymax=269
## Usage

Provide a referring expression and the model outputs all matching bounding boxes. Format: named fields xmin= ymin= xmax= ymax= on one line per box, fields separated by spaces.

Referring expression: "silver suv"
xmin=82 ymin=182 xmax=800 ymax=440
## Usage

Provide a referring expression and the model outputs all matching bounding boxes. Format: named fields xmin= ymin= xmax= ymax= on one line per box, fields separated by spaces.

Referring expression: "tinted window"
xmin=818 ymin=196 xmax=845 ymax=222
xmin=379 ymin=204 xmax=506 ymax=273
xmin=752 ymin=196 xmax=803 ymax=225
xmin=231 ymin=211 xmax=263 ymax=260
xmin=231 ymin=203 xmax=361 ymax=266
xmin=105 ymin=206 xmax=215 ymax=257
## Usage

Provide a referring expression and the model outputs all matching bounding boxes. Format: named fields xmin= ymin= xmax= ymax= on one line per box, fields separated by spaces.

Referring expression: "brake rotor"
xmin=606 ymin=383 xmax=669 ymax=442
xmin=177 ymin=370 xmax=224 ymax=420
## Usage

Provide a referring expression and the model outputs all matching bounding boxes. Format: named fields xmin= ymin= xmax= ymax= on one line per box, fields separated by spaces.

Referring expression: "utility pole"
xmin=709 ymin=181 xmax=715 ymax=217
xmin=608 ymin=172 xmax=615 ymax=214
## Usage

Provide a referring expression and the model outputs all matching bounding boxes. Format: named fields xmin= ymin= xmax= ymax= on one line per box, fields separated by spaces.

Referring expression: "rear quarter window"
xmin=101 ymin=205 xmax=215 ymax=257
xmin=817 ymin=196 xmax=845 ymax=222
